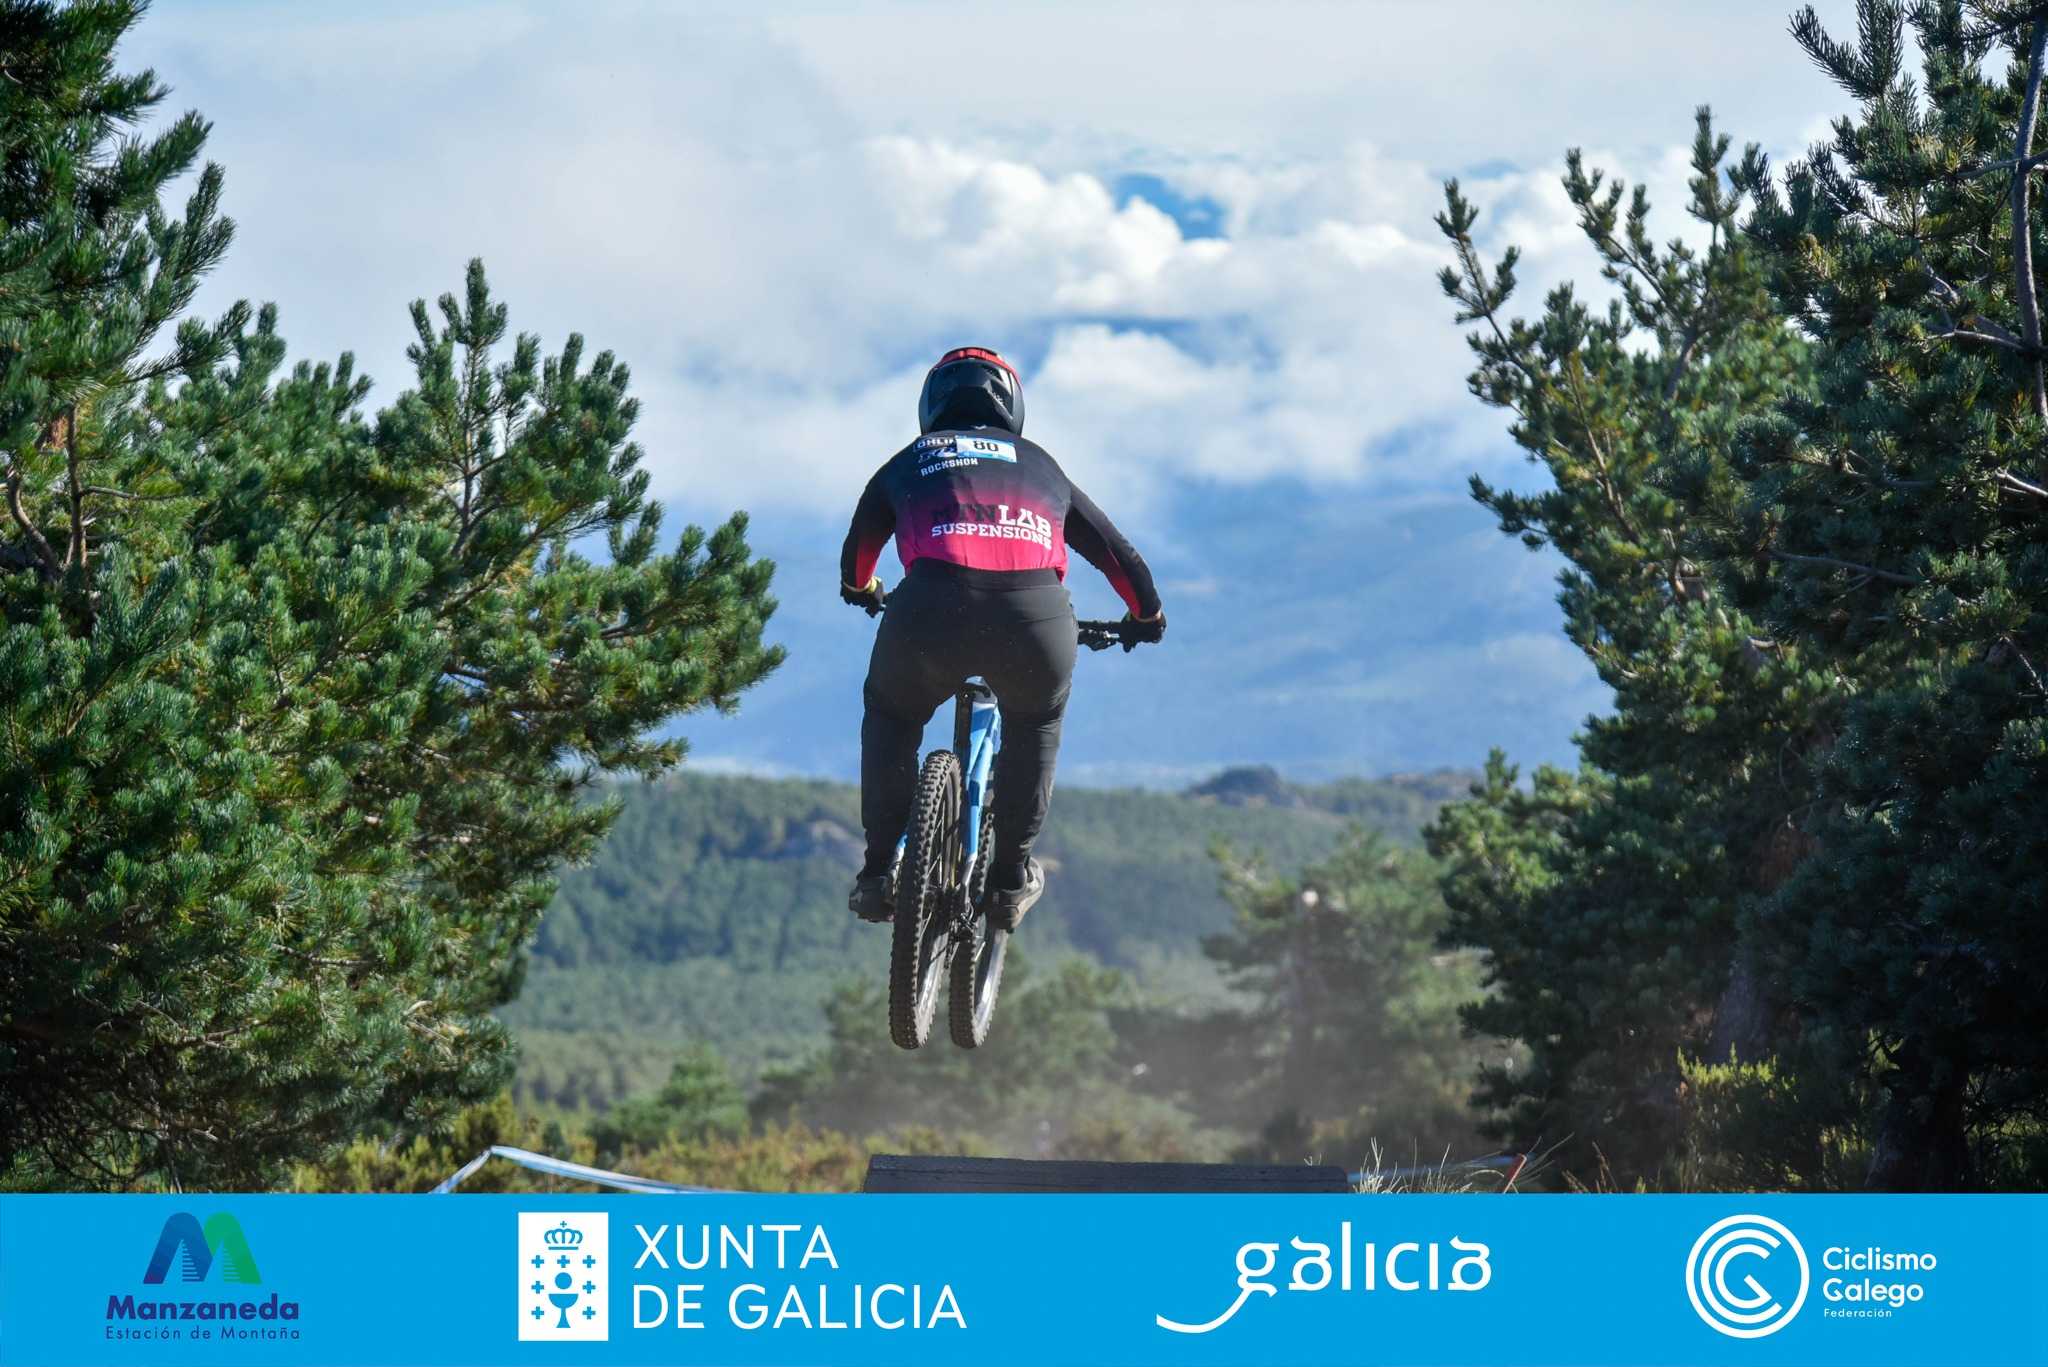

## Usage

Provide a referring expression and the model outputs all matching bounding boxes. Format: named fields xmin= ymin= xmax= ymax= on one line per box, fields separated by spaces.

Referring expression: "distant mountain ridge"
xmin=1182 ymin=764 xmax=1472 ymax=813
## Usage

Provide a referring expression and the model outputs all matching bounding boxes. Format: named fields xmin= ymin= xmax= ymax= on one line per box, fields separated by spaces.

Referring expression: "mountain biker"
xmin=840 ymin=346 xmax=1165 ymax=930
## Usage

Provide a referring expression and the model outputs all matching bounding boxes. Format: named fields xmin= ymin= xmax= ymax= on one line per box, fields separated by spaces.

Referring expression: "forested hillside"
xmin=501 ymin=767 xmax=1465 ymax=1110
xmin=314 ymin=822 xmax=1499 ymax=1189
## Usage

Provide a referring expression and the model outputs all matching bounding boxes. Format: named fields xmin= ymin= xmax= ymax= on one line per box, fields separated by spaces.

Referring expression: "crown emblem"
xmin=542 ymin=1221 xmax=584 ymax=1250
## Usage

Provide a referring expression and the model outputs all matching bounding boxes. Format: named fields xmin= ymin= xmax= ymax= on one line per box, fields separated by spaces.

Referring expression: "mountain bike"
xmin=887 ymin=615 xmax=1142 ymax=1050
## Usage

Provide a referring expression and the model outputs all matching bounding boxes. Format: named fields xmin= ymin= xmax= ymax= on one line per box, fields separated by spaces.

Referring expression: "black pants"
xmin=860 ymin=563 xmax=1077 ymax=877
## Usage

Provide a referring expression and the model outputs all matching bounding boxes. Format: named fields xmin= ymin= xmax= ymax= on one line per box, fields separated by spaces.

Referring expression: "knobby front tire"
xmin=890 ymin=749 xmax=961 ymax=1050
xmin=949 ymin=801 xmax=1008 ymax=1048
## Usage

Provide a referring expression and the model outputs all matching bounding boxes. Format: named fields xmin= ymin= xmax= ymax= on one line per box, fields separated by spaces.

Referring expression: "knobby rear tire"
xmin=949 ymin=802 xmax=1008 ymax=1048
xmin=890 ymin=749 xmax=961 ymax=1050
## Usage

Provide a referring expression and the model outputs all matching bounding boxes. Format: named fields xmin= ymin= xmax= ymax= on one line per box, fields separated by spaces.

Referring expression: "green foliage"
xmin=530 ymin=774 xmax=866 ymax=971
xmin=1196 ymin=835 xmax=1494 ymax=1164
xmin=0 ymin=2 xmax=780 ymax=1189
xmin=1428 ymin=111 xmax=1822 ymax=1186
xmin=501 ymin=767 xmax=1458 ymax=1110
xmin=301 ymin=804 xmax=1494 ymax=1187
xmin=1675 ymin=1051 xmax=1868 ymax=1192
xmin=510 ymin=1028 xmax=711 ymax=1115
xmin=747 ymin=956 xmax=1212 ymax=1154
xmin=294 ymin=1093 xmax=536 ymax=1195
xmin=1032 ymin=780 xmax=1382 ymax=963
xmin=1725 ymin=0 xmax=2048 ymax=1189
xmin=1433 ymin=4 xmax=2048 ymax=1191
xmin=531 ymin=768 xmax=1417 ymax=971
xmin=741 ymin=835 xmax=1489 ymax=1169
xmin=589 ymin=1044 xmax=747 ymax=1159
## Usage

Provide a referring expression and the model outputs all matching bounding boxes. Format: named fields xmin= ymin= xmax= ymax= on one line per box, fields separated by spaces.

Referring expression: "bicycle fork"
xmin=952 ymin=682 xmax=1002 ymax=940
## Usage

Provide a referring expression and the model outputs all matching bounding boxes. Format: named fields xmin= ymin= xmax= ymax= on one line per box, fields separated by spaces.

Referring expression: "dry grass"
xmin=1348 ymin=1140 xmax=1556 ymax=1193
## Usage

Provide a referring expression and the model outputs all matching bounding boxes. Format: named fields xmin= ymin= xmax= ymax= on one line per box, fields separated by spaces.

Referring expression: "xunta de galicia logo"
xmin=518 ymin=1213 xmax=610 ymax=1342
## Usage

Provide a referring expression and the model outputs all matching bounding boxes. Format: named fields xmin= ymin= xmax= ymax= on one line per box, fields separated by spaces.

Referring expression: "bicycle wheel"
xmin=890 ymin=749 xmax=962 ymax=1050
xmin=949 ymin=801 xmax=1009 ymax=1048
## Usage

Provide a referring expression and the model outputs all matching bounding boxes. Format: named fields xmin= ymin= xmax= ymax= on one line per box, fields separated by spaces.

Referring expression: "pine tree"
xmin=0 ymin=1 xmax=782 ymax=1188
xmin=590 ymin=1044 xmax=748 ymax=1159
xmin=1426 ymin=115 xmax=1826 ymax=1184
xmin=1730 ymin=0 xmax=2048 ymax=1188
xmin=1432 ymin=2 xmax=2048 ymax=1190
xmin=1203 ymin=835 xmax=1488 ymax=1161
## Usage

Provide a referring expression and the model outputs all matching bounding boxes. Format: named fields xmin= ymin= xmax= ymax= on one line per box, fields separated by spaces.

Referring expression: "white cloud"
xmin=635 ymin=129 xmax=1623 ymax=516
xmin=108 ymin=1 xmax=1895 ymax=780
xmin=752 ymin=1 xmax=1854 ymax=172
xmin=127 ymin=0 xmax=1858 ymax=527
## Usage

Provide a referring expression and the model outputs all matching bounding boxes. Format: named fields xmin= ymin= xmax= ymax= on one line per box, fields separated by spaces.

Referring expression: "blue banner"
xmin=0 ymin=1194 xmax=2040 ymax=1365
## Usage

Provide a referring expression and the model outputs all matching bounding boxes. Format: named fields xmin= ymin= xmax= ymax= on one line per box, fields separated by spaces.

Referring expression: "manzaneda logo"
xmin=143 ymin=1212 xmax=261 ymax=1284
xmin=106 ymin=1212 xmax=303 ymax=1344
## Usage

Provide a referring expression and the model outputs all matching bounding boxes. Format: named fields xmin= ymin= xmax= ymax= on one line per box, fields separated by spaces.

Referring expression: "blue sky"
xmin=126 ymin=1 xmax=1866 ymax=785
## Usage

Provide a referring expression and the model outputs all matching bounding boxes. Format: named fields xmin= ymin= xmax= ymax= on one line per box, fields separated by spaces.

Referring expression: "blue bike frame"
xmin=956 ymin=682 xmax=1002 ymax=882
xmin=891 ymin=681 xmax=1002 ymax=902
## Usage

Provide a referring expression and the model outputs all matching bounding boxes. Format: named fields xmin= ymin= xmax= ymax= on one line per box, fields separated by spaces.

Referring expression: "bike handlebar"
xmin=1076 ymin=618 xmax=1151 ymax=653
xmin=855 ymin=589 xmax=1154 ymax=654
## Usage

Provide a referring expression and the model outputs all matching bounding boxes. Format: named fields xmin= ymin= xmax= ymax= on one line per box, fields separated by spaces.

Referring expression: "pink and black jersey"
xmin=840 ymin=428 xmax=1161 ymax=618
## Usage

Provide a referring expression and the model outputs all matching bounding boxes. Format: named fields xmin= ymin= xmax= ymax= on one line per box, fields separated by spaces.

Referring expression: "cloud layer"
xmin=133 ymin=1 xmax=1846 ymax=515
xmin=122 ymin=0 xmax=1859 ymax=780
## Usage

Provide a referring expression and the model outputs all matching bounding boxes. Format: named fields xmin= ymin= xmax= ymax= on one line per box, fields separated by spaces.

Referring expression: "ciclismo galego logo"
xmin=1684 ymin=1212 xmax=1943 ymax=1339
xmin=106 ymin=1212 xmax=303 ymax=1344
xmin=1685 ymin=1214 xmax=1809 ymax=1338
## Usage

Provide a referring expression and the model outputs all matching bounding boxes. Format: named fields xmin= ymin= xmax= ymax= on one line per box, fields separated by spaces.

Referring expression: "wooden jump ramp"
xmin=862 ymin=1154 xmax=1352 ymax=1194
xmin=432 ymin=1145 xmax=1355 ymax=1195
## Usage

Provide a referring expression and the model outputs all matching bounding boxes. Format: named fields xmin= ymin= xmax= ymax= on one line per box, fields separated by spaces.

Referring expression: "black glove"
xmin=1119 ymin=610 xmax=1165 ymax=651
xmin=841 ymin=577 xmax=887 ymax=617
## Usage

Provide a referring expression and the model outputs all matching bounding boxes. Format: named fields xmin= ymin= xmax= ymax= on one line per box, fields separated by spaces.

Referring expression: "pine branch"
xmin=3 ymin=461 xmax=61 ymax=580
xmin=1954 ymin=148 xmax=2048 ymax=178
xmin=1999 ymin=633 xmax=2046 ymax=694
xmin=85 ymin=485 xmax=186 ymax=502
xmin=64 ymin=407 xmax=85 ymax=571
xmin=1769 ymin=549 xmax=1920 ymax=584
xmin=2014 ymin=18 xmax=2048 ymax=419
xmin=1932 ymin=321 xmax=2034 ymax=352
